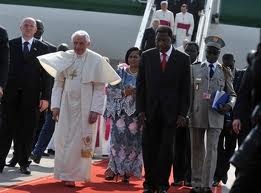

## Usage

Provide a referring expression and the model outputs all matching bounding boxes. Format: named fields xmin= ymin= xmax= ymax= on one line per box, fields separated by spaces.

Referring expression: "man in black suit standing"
xmin=137 ymin=26 xmax=191 ymax=193
xmin=0 ymin=17 xmax=50 ymax=174
xmin=213 ymin=54 xmax=245 ymax=186
xmin=141 ymin=19 xmax=160 ymax=51
xmin=0 ymin=27 xmax=9 ymax=172
xmin=0 ymin=26 xmax=9 ymax=100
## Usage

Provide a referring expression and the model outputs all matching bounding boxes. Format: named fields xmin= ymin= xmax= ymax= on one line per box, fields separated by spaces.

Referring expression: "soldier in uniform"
xmin=189 ymin=36 xmax=236 ymax=193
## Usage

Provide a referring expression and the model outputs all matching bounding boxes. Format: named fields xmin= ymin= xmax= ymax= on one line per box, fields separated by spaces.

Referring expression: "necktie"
xmin=161 ymin=52 xmax=167 ymax=72
xmin=209 ymin=63 xmax=214 ymax=78
xmin=23 ymin=41 xmax=29 ymax=56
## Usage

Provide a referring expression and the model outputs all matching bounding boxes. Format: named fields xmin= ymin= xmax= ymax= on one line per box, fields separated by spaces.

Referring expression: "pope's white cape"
xmin=37 ymin=49 xmax=121 ymax=85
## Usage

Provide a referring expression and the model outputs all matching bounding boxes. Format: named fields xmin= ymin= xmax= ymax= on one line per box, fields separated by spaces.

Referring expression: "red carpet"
xmin=0 ymin=160 xmax=221 ymax=193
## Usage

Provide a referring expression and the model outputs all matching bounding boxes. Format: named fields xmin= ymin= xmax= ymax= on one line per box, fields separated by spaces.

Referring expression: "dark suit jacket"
xmin=233 ymin=68 xmax=246 ymax=94
xmin=233 ymin=67 xmax=252 ymax=121
xmin=136 ymin=47 xmax=191 ymax=121
xmin=7 ymin=37 xmax=50 ymax=101
xmin=42 ymin=40 xmax=57 ymax=53
xmin=141 ymin=27 xmax=156 ymax=51
xmin=0 ymin=26 xmax=9 ymax=89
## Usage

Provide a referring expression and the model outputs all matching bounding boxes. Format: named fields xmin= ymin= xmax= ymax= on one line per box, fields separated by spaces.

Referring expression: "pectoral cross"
xmin=69 ymin=69 xmax=77 ymax=79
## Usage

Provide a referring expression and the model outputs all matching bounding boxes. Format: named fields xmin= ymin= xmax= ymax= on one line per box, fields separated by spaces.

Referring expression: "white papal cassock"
xmin=37 ymin=50 xmax=121 ymax=182
xmin=153 ymin=9 xmax=175 ymax=32
xmin=174 ymin=12 xmax=194 ymax=47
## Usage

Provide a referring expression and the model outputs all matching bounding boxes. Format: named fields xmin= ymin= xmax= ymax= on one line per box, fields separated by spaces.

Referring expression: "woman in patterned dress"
xmin=104 ymin=47 xmax=142 ymax=183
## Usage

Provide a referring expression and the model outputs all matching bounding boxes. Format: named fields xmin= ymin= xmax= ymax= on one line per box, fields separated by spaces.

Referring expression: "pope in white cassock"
xmin=37 ymin=30 xmax=121 ymax=187
xmin=174 ymin=4 xmax=194 ymax=47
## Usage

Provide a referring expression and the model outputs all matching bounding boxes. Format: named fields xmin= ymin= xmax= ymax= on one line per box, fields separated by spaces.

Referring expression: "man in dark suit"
xmin=0 ymin=26 xmax=9 ymax=100
xmin=213 ymin=53 xmax=245 ymax=186
xmin=232 ymin=63 xmax=253 ymax=176
xmin=8 ymin=19 xmax=57 ymax=166
xmin=0 ymin=26 xmax=9 ymax=172
xmin=141 ymin=19 xmax=160 ymax=51
xmin=137 ymin=26 xmax=191 ymax=193
xmin=0 ymin=17 xmax=50 ymax=174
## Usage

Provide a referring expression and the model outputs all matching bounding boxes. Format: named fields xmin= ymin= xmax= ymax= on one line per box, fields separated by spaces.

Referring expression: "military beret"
xmin=205 ymin=35 xmax=225 ymax=49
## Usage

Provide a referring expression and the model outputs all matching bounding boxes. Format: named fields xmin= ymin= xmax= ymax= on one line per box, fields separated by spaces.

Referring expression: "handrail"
xmin=198 ymin=0 xmax=214 ymax=62
xmin=134 ymin=0 xmax=155 ymax=49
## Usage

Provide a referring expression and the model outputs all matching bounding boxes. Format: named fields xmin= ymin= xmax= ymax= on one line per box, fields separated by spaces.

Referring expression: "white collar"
xmin=160 ymin=45 xmax=173 ymax=57
xmin=205 ymin=60 xmax=218 ymax=70
xmin=22 ymin=37 xmax=34 ymax=45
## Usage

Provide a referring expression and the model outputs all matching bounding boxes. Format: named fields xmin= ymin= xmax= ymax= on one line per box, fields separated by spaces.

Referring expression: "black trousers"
xmin=215 ymin=120 xmax=252 ymax=180
xmin=142 ymin=109 xmax=176 ymax=190
xmin=32 ymin=111 xmax=46 ymax=149
xmin=0 ymin=89 xmax=38 ymax=167
xmin=214 ymin=126 xmax=237 ymax=181
xmin=172 ymin=126 xmax=191 ymax=182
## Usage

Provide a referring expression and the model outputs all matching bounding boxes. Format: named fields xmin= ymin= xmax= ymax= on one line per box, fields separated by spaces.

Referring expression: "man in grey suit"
xmin=189 ymin=36 xmax=236 ymax=193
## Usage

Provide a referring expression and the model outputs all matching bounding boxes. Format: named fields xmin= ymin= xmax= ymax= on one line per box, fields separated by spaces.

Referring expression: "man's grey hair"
xmin=71 ymin=30 xmax=90 ymax=43
xmin=20 ymin=17 xmax=36 ymax=27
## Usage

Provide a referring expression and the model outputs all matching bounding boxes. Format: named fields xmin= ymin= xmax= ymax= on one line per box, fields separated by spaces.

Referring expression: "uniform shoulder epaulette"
xmin=192 ymin=61 xmax=201 ymax=66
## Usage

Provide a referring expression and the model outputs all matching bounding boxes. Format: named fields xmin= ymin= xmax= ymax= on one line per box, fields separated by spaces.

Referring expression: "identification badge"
xmin=202 ymin=92 xmax=211 ymax=100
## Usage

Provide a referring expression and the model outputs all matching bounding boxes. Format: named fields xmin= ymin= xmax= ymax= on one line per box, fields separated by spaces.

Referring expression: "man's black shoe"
xmin=20 ymin=166 xmax=31 ymax=175
xmin=221 ymin=174 xmax=228 ymax=184
xmin=30 ymin=154 xmax=41 ymax=164
xmin=6 ymin=157 xmax=18 ymax=167
xmin=47 ymin=149 xmax=55 ymax=155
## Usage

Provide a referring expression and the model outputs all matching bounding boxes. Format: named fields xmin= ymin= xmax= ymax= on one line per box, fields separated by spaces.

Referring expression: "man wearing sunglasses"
xmin=189 ymin=36 xmax=236 ymax=193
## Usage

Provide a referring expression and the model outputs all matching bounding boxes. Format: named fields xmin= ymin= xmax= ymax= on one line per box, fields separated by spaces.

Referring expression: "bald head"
xmin=20 ymin=17 xmax=37 ymax=40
